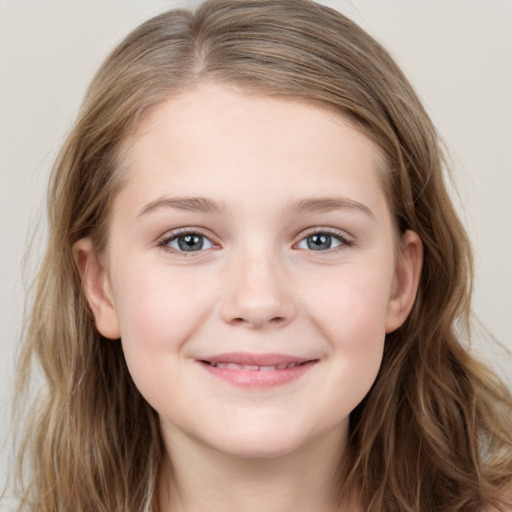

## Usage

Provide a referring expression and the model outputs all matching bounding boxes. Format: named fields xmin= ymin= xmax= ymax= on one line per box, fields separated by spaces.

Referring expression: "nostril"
xmin=228 ymin=315 xmax=287 ymax=328
xmin=221 ymin=292 xmax=295 ymax=328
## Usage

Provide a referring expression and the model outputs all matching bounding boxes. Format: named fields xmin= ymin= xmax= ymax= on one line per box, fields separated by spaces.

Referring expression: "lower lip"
xmin=199 ymin=361 xmax=317 ymax=389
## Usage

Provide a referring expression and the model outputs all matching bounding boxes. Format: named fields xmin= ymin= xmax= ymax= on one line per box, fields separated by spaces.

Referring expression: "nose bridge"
xmin=221 ymin=242 xmax=294 ymax=328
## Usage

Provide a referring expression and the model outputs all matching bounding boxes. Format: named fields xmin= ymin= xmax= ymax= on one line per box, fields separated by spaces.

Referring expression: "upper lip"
xmin=198 ymin=352 xmax=314 ymax=366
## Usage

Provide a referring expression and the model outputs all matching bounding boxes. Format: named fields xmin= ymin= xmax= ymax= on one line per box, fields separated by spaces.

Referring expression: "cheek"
xmin=301 ymin=266 xmax=391 ymax=399
xmin=113 ymin=263 xmax=212 ymax=341
xmin=110 ymin=264 xmax=214 ymax=393
xmin=303 ymin=263 xmax=392 ymax=342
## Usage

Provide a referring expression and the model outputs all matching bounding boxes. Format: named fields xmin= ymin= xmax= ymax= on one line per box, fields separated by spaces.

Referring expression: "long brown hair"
xmin=10 ymin=1 xmax=512 ymax=510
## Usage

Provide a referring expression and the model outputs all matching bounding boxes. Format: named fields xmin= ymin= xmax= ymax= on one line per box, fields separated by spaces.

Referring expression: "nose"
xmin=220 ymin=249 xmax=296 ymax=329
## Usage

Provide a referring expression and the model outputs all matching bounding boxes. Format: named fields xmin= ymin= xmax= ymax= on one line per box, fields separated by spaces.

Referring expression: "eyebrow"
xmin=288 ymin=196 xmax=376 ymax=220
xmin=138 ymin=196 xmax=225 ymax=217
xmin=137 ymin=195 xmax=375 ymax=220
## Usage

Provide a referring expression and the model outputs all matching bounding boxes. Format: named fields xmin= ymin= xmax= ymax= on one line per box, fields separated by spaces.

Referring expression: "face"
xmin=77 ymin=83 xmax=422 ymax=461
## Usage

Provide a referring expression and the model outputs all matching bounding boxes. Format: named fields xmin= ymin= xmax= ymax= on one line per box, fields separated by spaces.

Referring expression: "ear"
xmin=385 ymin=230 xmax=423 ymax=333
xmin=73 ymin=238 xmax=121 ymax=340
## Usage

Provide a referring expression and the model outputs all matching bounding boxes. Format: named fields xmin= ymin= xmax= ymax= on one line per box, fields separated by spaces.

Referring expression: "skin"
xmin=75 ymin=83 xmax=423 ymax=512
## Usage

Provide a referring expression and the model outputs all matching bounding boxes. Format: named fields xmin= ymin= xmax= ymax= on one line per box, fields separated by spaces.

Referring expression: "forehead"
xmin=116 ymin=83 xmax=389 ymax=213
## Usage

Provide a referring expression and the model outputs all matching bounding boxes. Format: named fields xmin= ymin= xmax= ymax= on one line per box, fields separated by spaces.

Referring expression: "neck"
xmin=159 ymin=426 xmax=357 ymax=512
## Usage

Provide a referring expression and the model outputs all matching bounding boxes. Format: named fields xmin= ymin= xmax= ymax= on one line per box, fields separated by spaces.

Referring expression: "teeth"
xmin=242 ymin=364 xmax=260 ymax=371
xmin=206 ymin=361 xmax=306 ymax=371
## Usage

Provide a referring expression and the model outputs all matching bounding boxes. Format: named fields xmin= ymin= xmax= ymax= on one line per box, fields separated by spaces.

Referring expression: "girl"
xmin=10 ymin=0 xmax=512 ymax=510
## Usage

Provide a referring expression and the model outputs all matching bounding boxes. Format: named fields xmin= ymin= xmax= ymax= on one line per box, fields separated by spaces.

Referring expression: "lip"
xmin=196 ymin=352 xmax=318 ymax=389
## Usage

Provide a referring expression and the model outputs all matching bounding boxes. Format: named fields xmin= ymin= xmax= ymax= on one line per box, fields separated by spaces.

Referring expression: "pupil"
xmin=178 ymin=235 xmax=203 ymax=251
xmin=308 ymin=233 xmax=331 ymax=250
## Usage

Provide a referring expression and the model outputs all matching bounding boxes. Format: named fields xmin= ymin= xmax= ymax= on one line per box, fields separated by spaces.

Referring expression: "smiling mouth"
xmin=201 ymin=360 xmax=309 ymax=371
xmin=197 ymin=353 xmax=318 ymax=388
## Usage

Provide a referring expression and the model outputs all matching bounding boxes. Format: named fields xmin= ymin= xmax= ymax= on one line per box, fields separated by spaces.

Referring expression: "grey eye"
xmin=168 ymin=234 xmax=214 ymax=252
xmin=297 ymin=233 xmax=343 ymax=251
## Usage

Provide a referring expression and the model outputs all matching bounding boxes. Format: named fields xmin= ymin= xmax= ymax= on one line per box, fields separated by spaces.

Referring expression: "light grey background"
xmin=1 ymin=0 xmax=511 ymax=498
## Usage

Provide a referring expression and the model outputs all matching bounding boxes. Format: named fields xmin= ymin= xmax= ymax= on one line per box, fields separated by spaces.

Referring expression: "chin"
xmin=209 ymin=434 xmax=307 ymax=460
xmin=199 ymin=419 xmax=335 ymax=461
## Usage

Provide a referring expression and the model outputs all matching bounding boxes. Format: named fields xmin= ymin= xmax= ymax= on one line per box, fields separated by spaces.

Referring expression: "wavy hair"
xmin=10 ymin=1 xmax=512 ymax=510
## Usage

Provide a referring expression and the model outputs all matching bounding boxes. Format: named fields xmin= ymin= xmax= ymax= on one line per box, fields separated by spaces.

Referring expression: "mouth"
xmin=196 ymin=352 xmax=318 ymax=389
xmin=200 ymin=360 xmax=310 ymax=371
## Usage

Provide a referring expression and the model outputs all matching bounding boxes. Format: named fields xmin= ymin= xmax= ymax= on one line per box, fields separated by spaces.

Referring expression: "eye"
xmin=161 ymin=232 xmax=215 ymax=252
xmin=296 ymin=231 xmax=350 ymax=251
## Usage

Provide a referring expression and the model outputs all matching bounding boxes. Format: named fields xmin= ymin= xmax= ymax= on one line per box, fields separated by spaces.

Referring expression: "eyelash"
xmin=158 ymin=227 xmax=353 ymax=255
xmin=158 ymin=229 xmax=217 ymax=256
xmin=298 ymin=227 xmax=353 ymax=252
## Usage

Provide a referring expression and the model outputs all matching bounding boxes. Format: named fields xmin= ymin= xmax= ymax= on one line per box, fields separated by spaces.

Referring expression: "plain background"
xmin=1 ymin=0 xmax=511 ymax=498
